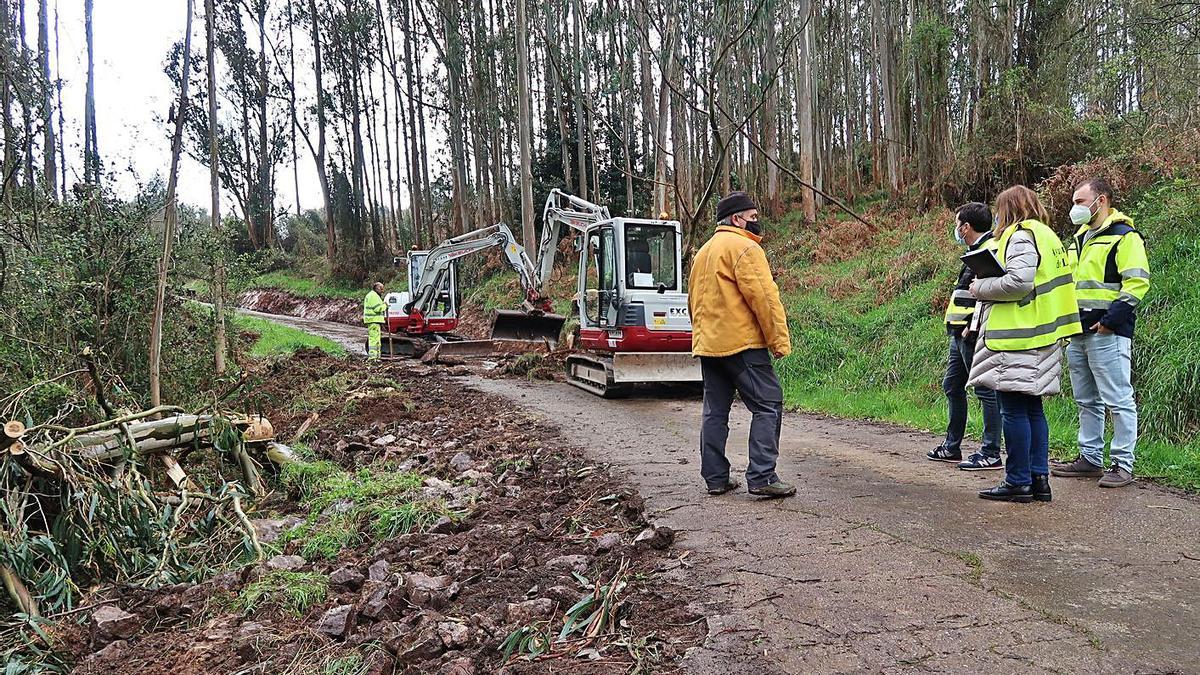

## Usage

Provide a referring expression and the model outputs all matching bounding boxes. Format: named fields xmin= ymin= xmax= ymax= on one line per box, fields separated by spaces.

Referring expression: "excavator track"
xmin=565 ymin=353 xmax=631 ymax=399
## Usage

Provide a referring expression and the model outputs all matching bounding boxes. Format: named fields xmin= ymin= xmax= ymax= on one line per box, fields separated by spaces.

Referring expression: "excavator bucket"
xmin=489 ymin=309 xmax=567 ymax=347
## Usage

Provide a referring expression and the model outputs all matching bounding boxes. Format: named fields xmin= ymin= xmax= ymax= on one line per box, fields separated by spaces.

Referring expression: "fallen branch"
xmin=0 ymin=564 xmax=38 ymax=618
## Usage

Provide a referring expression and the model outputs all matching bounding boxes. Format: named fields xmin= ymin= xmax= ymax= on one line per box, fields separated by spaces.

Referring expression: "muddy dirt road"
xmin=247 ymin=311 xmax=1200 ymax=672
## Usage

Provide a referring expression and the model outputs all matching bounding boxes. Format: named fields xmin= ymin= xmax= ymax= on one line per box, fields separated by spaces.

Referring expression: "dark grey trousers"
xmin=699 ymin=348 xmax=784 ymax=489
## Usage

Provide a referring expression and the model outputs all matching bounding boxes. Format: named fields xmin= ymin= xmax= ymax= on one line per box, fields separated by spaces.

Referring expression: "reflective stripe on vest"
xmin=363 ymin=291 xmax=387 ymax=324
xmin=943 ymin=238 xmax=999 ymax=327
xmin=984 ymin=220 xmax=1082 ymax=352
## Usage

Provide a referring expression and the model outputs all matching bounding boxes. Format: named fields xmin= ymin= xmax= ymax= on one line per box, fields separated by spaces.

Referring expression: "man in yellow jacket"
xmin=689 ymin=191 xmax=794 ymax=498
xmin=363 ymin=282 xmax=387 ymax=361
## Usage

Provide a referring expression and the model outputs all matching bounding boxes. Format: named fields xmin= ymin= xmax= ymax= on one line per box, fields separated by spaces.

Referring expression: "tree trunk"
xmin=762 ymin=0 xmax=780 ymax=215
xmin=653 ymin=22 xmax=675 ymax=217
xmin=515 ymin=0 xmax=536 ymax=253
xmin=288 ymin=0 xmax=301 ymax=217
xmin=0 ymin=4 xmax=13 ymax=204
xmin=256 ymin=3 xmax=273 ymax=249
xmin=670 ymin=33 xmax=691 ymax=219
xmin=309 ymin=0 xmax=336 ymax=262
xmin=874 ymin=0 xmax=902 ymax=194
xmin=572 ymin=0 xmax=587 ymax=200
xmin=54 ymin=2 xmax=65 ymax=194
xmin=149 ymin=0 xmax=195 ymax=408
xmin=398 ymin=0 xmax=424 ymax=248
xmin=38 ymin=0 xmax=56 ymax=200
xmin=441 ymin=0 xmax=470 ymax=234
xmin=83 ymin=0 xmax=100 ymax=185
xmin=206 ymin=0 xmax=226 ymax=375
xmin=797 ymin=0 xmax=816 ymax=222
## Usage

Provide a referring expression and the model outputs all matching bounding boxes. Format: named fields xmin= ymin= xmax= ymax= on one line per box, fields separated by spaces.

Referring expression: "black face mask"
xmin=744 ymin=219 xmax=762 ymax=236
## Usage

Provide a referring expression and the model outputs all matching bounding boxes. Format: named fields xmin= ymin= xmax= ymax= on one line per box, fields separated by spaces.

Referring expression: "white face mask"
xmin=1069 ymin=196 xmax=1100 ymax=226
xmin=954 ymin=224 xmax=966 ymax=246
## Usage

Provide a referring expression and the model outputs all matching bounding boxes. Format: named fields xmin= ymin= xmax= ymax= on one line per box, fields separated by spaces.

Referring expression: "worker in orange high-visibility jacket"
xmin=689 ymin=191 xmax=794 ymax=499
xmin=363 ymin=282 xmax=387 ymax=361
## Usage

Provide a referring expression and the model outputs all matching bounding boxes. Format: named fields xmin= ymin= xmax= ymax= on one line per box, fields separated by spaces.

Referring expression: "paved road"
xmin=247 ymin=310 xmax=1198 ymax=673
xmin=474 ymin=377 xmax=1197 ymax=674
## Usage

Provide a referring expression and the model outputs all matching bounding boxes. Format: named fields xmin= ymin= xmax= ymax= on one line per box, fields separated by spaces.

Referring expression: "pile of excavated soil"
xmin=240 ymin=289 xmax=361 ymax=325
xmin=67 ymin=352 xmax=703 ymax=674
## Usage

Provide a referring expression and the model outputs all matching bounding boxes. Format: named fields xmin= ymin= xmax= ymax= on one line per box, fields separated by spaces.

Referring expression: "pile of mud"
xmin=66 ymin=352 xmax=702 ymax=674
xmin=239 ymin=289 xmax=361 ymax=325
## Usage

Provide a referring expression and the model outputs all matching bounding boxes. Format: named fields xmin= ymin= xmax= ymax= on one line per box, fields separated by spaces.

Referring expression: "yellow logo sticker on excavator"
xmin=653 ymin=317 xmax=666 ymax=327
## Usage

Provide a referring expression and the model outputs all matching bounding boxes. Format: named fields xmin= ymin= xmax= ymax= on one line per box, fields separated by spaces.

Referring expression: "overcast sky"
xmin=32 ymin=0 xmax=323 ymax=213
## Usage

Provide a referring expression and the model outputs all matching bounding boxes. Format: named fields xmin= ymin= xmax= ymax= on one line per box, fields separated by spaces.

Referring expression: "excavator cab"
xmin=385 ymin=251 xmax=460 ymax=336
xmin=407 ymin=251 xmax=458 ymax=320
xmin=576 ymin=218 xmax=692 ymax=350
xmin=567 ymin=216 xmax=699 ymax=396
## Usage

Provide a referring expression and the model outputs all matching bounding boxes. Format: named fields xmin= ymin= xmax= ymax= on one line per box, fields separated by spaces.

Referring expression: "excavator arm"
xmin=535 ymin=189 xmax=610 ymax=294
xmin=408 ymin=223 xmax=548 ymax=316
xmin=406 ymin=222 xmax=566 ymax=345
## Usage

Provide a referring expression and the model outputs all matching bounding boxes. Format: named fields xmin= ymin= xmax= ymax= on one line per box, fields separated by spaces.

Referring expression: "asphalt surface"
xmin=474 ymin=377 xmax=1198 ymax=674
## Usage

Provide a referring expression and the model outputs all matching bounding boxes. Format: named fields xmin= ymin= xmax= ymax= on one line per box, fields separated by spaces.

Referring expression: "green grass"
xmin=322 ymin=655 xmax=366 ymax=675
xmin=277 ymin=460 xmax=452 ymax=560
xmin=234 ymin=314 xmax=346 ymax=357
xmin=235 ymin=570 xmax=329 ymax=616
xmin=250 ymin=270 xmax=368 ymax=300
xmin=769 ymin=179 xmax=1200 ymax=491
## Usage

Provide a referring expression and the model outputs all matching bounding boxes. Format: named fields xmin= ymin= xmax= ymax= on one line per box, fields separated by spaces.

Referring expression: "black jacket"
xmin=946 ymin=232 xmax=994 ymax=337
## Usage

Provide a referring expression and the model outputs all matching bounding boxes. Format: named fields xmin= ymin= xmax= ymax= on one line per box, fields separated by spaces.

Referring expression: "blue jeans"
xmin=942 ymin=335 xmax=1002 ymax=457
xmin=997 ymin=391 xmax=1048 ymax=487
xmin=1067 ymin=333 xmax=1137 ymax=472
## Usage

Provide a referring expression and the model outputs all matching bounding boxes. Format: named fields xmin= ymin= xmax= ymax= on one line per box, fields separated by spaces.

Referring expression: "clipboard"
xmin=960 ymin=247 xmax=1005 ymax=278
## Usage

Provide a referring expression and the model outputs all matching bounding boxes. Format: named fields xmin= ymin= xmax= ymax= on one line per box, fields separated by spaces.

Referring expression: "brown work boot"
xmin=1050 ymin=456 xmax=1104 ymax=478
xmin=1098 ymin=465 xmax=1135 ymax=488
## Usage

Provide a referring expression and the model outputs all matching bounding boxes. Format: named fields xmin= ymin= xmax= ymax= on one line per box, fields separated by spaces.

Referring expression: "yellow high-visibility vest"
xmin=1067 ymin=210 xmax=1149 ymax=313
xmin=363 ymin=290 xmax=387 ymax=324
xmin=984 ymin=220 xmax=1081 ymax=351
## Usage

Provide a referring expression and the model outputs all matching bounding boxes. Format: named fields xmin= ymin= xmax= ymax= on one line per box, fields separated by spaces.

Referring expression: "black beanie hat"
xmin=716 ymin=191 xmax=757 ymax=223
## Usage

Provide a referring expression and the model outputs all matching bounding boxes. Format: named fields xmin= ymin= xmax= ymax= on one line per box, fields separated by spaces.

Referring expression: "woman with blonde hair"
xmin=968 ymin=186 xmax=1081 ymax=502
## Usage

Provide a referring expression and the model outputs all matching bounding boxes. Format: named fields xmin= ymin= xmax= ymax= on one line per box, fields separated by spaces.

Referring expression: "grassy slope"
xmin=765 ymin=180 xmax=1200 ymax=490
xmin=233 ymin=314 xmax=346 ymax=357
xmin=248 ymin=270 xmax=367 ymax=300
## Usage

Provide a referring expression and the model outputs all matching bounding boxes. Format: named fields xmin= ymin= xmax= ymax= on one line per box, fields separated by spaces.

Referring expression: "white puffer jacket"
xmin=966 ymin=229 xmax=1065 ymax=396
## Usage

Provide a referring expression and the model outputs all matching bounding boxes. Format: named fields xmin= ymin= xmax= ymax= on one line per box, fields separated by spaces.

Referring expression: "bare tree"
xmin=83 ymin=0 xmax=100 ymax=185
xmin=516 ymin=0 xmax=536 ymax=252
xmin=149 ymin=0 xmax=196 ymax=408
xmin=206 ymin=0 xmax=226 ymax=375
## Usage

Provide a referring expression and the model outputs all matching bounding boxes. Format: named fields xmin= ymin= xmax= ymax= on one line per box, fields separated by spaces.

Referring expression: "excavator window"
xmin=583 ymin=229 xmax=616 ymax=327
xmin=624 ymin=225 xmax=677 ymax=291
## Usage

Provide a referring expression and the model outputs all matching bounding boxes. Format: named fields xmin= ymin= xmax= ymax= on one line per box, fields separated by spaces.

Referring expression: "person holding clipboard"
xmin=966 ymin=186 xmax=1081 ymax=503
xmin=926 ymin=203 xmax=1004 ymax=471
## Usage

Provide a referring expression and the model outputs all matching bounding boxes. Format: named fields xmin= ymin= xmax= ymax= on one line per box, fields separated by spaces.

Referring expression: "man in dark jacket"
xmin=927 ymin=202 xmax=1003 ymax=470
